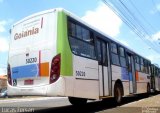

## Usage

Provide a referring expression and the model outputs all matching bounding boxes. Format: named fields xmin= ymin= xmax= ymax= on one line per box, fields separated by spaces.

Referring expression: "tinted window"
xmin=111 ymin=43 xmax=120 ymax=65
xmin=69 ymin=22 xmax=76 ymax=37
xmin=111 ymin=53 xmax=120 ymax=65
xmin=119 ymin=47 xmax=126 ymax=67
xmin=76 ymin=25 xmax=82 ymax=39
xmin=69 ymin=37 xmax=96 ymax=59
xmin=140 ymin=58 xmax=144 ymax=65
xmin=82 ymin=28 xmax=91 ymax=42
xmin=119 ymin=47 xmax=125 ymax=57
xmin=120 ymin=57 xmax=126 ymax=67
xmin=97 ymin=40 xmax=102 ymax=63
xmin=111 ymin=43 xmax=118 ymax=54
xmin=140 ymin=57 xmax=144 ymax=72
xmin=102 ymin=42 xmax=107 ymax=66
xmin=68 ymin=20 xmax=96 ymax=59
xmin=135 ymin=56 xmax=140 ymax=71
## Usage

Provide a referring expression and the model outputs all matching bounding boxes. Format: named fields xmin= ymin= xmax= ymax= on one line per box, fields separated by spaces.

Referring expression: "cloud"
xmin=147 ymin=54 xmax=160 ymax=64
xmin=81 ymin=2 xmax=122 ymax=37
xmin=0 ymin=19 xmax=14 ymax=33
xmin=0 ymin=19 xmax=12 ymax=52
xmin=143 ymin=31 xmax=160 ymax=43
xmin=151 ymin=31 xmax=160 ymax=41
xmin=0 ymin=37 xmax=9 ymax=52
xmin=150 ymin=3 xmax=160 ymax=14
xmin=156 ymin=4 xmax=160 ymax=11
xmin=0 ymin=20 xmax=7 ymax=33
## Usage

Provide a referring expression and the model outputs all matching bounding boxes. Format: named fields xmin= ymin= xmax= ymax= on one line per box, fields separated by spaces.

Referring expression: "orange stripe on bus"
xmin=135 ymin=71 xmax=139 ymax=81
xmin=40 ymin=62 xmax=49 ymax=77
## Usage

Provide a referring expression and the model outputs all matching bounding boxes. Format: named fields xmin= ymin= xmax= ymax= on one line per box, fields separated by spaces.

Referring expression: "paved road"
xmin=0 ymin=97 xmax=69 ymax=107
xmin=0 ymin=93 xmax=159 ymax=113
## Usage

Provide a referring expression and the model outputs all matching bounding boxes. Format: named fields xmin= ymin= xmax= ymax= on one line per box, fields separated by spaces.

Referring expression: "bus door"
xmin=126 ymin=53 xmax=136 ymax=93
xmin=158 ymin=69 xmax=160 ymax=91
xmin=97 ymin=39 xmax=111 ymax=96
xmin=151 ymin=65 xmax=155 ymax=91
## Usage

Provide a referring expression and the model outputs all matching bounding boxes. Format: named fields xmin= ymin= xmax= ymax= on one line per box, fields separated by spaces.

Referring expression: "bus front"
xmin=7 ymin=9 xmax=61 ymax=96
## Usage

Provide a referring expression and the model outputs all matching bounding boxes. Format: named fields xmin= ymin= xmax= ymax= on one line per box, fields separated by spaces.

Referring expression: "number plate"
xmin=24 ymin=79 xmax=34 ymax=85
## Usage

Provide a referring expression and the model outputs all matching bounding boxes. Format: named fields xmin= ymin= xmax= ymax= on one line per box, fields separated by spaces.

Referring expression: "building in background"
xmin=0 ymin=75 xmax=7 ymax=92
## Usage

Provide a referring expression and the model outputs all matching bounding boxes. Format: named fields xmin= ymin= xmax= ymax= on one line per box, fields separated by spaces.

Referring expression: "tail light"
xmin=50 ymin=54 xmax=61 ymax=84
xmin=7 ymin=64 xmax=12 ymax=85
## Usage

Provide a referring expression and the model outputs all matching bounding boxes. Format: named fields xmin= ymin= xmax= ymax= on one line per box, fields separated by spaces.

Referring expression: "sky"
xmin=0 ymin=0 xmax=160 ymax=75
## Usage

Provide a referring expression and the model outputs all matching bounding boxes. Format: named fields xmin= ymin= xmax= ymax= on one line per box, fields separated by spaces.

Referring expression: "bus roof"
xmin=11 ymin=8 xmax=151 ymax=62
xmin=12 ymin=8 xmax=60 ymax=27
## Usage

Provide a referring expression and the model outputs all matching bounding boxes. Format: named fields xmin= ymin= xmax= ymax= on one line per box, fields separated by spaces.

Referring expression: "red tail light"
xmin=50 ymin=54 xmax=61 ymax=84
xmin=7 ymin=64 xmax=12 ymax=85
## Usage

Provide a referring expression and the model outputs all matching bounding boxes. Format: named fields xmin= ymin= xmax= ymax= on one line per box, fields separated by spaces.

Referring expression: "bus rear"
xmin=8 ymin=9 xmax=61 ymax=96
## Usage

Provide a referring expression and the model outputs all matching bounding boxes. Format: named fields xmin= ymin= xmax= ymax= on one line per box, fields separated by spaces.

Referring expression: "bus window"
xmin=127 ymin=54 xmax=132 ymax=72
xmin=135 ymin=56 xmax=140 ymax=71
xmin=144 ymin=60 xmax=149 ymax=74
xmin=76 ymin=25 xmax=82 ymax=39
xmin=68 ymin=22 xmax=76 ymax=37
xmin=111 ymin=43 xmax=120 ymax=65
xmin=102 ymin=42 xmax=107 ymax=66
xmin=68 ymin=20 xmax=96 ymax=59
xmin=119 ymin=47 xmax=126 ymax=67
xmin=111 ymin=43 xmax=118 ymax=54
xmin=140 ymin=58 xmax=144 ymax=72
xmin=97 ymin=40 xmax=102 ymax=64
xmin=82 ymin=28 xmax=91 ymax=42
xmin=119 ymin=47 xmax=125 ymax=56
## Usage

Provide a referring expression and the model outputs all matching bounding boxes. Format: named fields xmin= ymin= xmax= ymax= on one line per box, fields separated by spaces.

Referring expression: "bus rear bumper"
xmin=7 ymin=84 xmax=48 ymax=96
xmin=7 ymin=77 xmax=65 ymax=96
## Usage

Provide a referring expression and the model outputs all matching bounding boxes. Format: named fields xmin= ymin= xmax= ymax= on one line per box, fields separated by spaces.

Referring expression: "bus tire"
xmin=114 ymin=83 xmax=123 ymax=104
xmin=68 ymin=97 xmax=87 ymax=105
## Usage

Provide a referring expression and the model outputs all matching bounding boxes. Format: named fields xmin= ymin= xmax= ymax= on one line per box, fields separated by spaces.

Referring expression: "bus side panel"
xmin=155 ymin=76 xmax=160 ymax=91
xmin=64 ymin=55 xmax=99 ymax=99
xmin=73 ymin=79 xmax=99 ymax=99
xmin=46 ymin=77 xmax=65 ymax=96
xmin=112 ymin=65 xmax=121 ymax=80
xmin=72 ymin=55 xmax=99 ymax=99
xmin=136 ymin=72 xmax=149 ymax=93
xmin=111 ymin=65 xmax=130 ymax=96
xmin=158 ymin=77 xmax=160 ymax=91
xmin=57 ymin=11 xmax=73 ymax=76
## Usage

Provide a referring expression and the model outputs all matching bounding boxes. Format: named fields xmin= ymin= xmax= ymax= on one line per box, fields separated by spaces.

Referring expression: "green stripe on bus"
xmin=57 ymin=10 xmax=73 ymax=76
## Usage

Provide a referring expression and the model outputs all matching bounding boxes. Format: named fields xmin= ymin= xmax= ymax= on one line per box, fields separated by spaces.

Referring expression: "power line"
xmin=129 ymin=0 xmax=158 ymax=33
xmin=118 ymin=0 xmax=160 ymax=49
xmin=102 ymin=0 xmax=160 ymax=53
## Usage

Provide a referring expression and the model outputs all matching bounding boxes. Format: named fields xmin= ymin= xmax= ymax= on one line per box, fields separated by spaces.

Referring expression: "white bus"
xmin=8 ymin=8 xmax=151 ymax=105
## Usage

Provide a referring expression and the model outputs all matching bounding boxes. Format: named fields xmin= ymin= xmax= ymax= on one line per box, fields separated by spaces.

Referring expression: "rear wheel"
xmin=68 ymin=97 xmax=87 ymax=105
xmin=114 ymin=83 xmax=123 ymax=104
